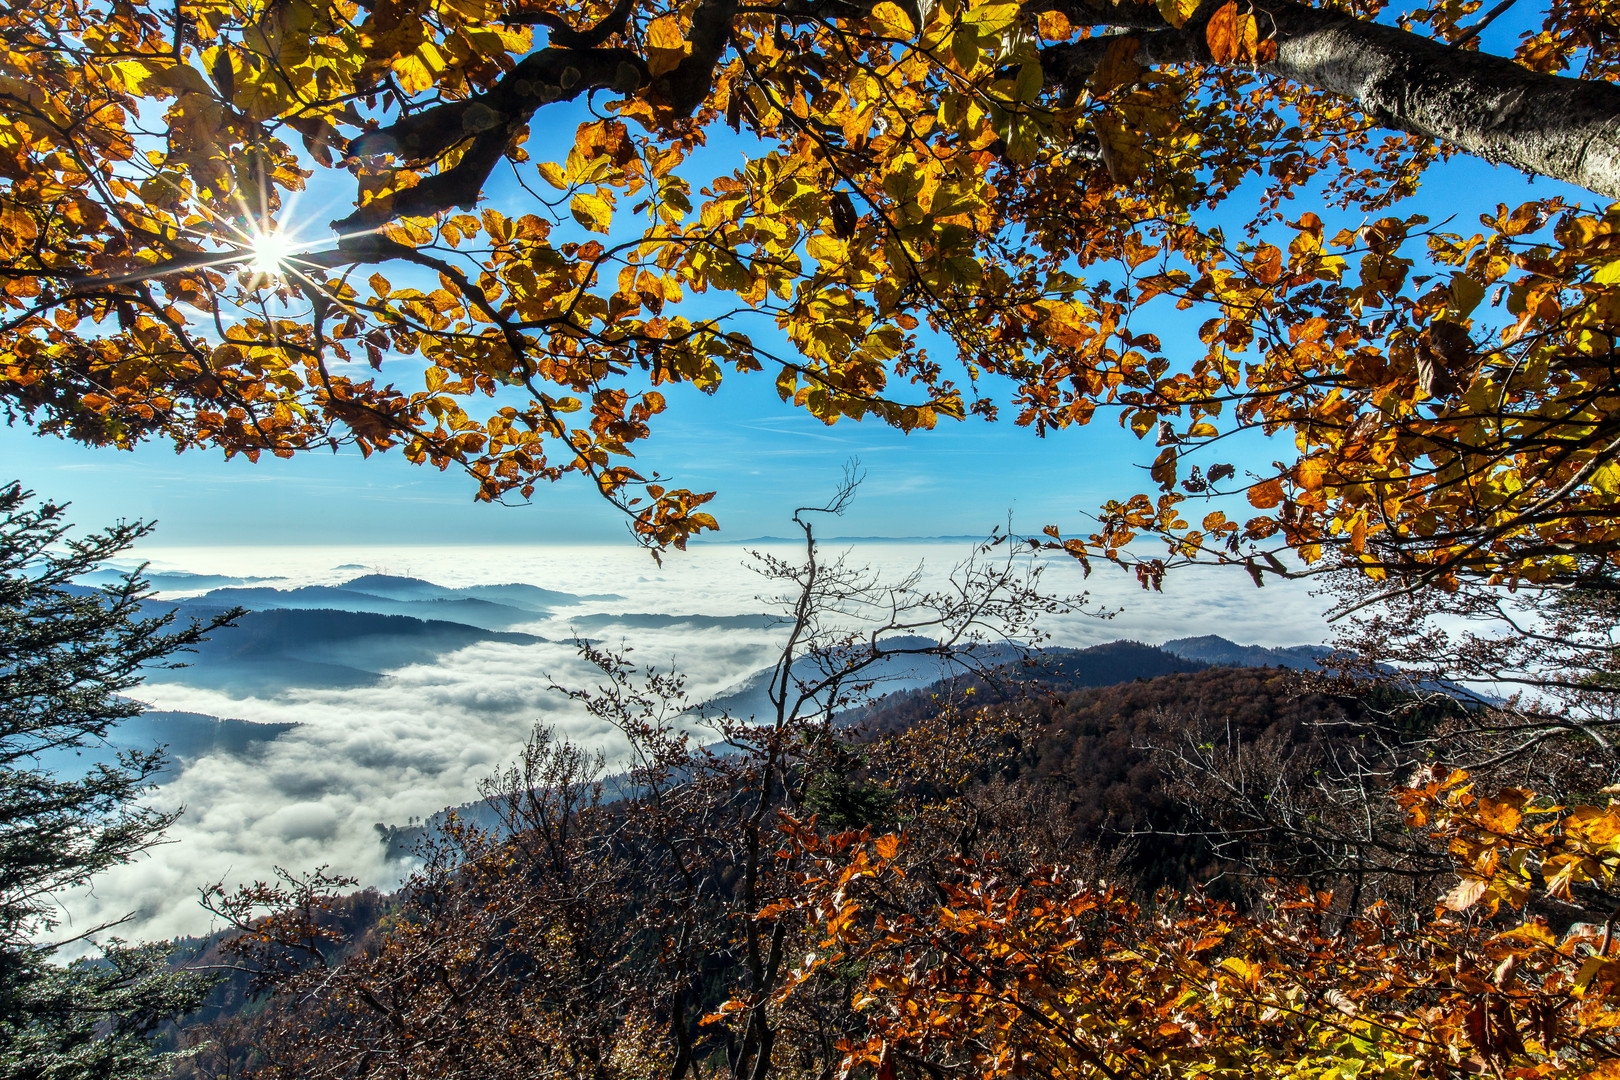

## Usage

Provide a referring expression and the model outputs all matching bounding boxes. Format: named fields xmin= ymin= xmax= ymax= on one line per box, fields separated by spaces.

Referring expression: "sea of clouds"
xmin=55 ymin=540 xmax=1331 ymax=945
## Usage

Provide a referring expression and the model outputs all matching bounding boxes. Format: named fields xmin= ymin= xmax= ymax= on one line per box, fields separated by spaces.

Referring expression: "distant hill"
xmin=691 ymin=636 xmax=1184 ymax=726
xmin=1011 ymin=639 xmax=1213 ymax=688
xmin=697 ymin=534 xmax=1000 ymax=546
xmin=837 ymin=640 xmax=1209 ymax=731
xmin=77 ymin=569 xmax=283 ymax=591
xmin=336 ymin=574 xmax=622 ymax=611
xmin=147 ymin=608 xmax=543 ymax=696
xmin=34 ymin=710 xmax=294 ymax=780
xmin=829 ymin=639 xmax=1211 ymax=723
xmin=1160 ymin=635 xmax=1332 ymax=671
xmin=175 ymin=585 xmax=545 ymax=632
xmin=124 ymin=710 xmax=298 ymax=758
xmin=173 ymin=574 xmax=625 ymax=630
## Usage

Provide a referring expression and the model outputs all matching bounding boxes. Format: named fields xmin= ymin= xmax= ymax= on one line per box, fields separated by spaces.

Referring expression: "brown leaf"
xmin=830 ymin=192 xmax=859 ymax=239
xmin=1091 ymin=36 xmax=1141 ymax=93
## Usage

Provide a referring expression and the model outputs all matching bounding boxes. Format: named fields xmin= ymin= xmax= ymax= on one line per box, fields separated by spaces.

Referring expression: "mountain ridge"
xmin=145 ymin=608 xmax=545 ymax=696
xmin=1161 ymin=635 xmax=1333 ymax=670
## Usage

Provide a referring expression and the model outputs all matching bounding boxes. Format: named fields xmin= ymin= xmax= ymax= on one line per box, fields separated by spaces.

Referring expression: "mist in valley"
xmin=57 ymin=541 xmax=1331 ymax=943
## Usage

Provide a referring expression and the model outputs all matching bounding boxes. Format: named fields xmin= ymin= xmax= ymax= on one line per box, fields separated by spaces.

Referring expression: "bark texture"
xmin=1040 ymin=0 xmax=1620 ymax=199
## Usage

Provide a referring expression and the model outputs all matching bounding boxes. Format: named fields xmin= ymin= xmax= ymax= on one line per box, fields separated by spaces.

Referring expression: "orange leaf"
xmin=1037 ymin=10 xmax=1072 ymax=38
xmin=1247 ymin=477 xmax=1284 ymax=509
xmin=1205 ymin=1 xmax=1258 ymax=63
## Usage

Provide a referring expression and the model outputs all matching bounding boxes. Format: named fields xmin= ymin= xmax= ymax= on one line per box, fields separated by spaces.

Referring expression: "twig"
xmin=1452 ymin=0 xmax=1520 ymax=48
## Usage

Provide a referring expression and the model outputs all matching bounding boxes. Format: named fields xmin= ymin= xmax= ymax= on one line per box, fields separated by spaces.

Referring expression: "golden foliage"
xmin=3 ymin=0 xmax=1618 ymax=569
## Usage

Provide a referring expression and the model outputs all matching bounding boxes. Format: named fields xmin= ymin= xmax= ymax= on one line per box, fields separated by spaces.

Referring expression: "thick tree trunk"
xmin=1040 ymin=0 xmax=1620 ymax=199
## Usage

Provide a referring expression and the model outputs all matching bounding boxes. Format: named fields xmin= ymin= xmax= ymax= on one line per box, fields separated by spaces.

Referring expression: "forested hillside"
xmin=164 ymin=655 xmax=1413 ymax=1074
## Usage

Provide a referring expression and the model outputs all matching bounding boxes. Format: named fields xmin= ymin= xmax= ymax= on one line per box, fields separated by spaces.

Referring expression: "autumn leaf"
xmin=1206 ymin=1 xmax=1259 ymax=63
xmin=1442 ymin=875 xmax=1489 ymax=911
xmin=1247 ymin=478 xmax=1285 ymax=509
xmin=571 ymin=191 xmax=614 ymax=233
xmin=1156 ymin=0 xmax=1201 ymax=28
xmin=870 ymin=1 xmax=915 ymax=38
xmin=1038 ymin=9 xmax=1073 ymax=37
xmin=1151 ymin=446 xmax=1178 ymax=491
xmin=646 ymin=16 xmax=691 ymax=78
xmin=1091 ymin=36 xmax=1141 ymax=93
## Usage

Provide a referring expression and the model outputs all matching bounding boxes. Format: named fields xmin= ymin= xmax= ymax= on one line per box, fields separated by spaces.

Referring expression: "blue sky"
xmin=1 ymin=362 xmax=1164 ymax=544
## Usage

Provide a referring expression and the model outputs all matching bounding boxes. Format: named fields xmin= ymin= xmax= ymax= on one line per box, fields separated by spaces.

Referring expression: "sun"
xmin=246 ymin=229 xmax=297 ymax=277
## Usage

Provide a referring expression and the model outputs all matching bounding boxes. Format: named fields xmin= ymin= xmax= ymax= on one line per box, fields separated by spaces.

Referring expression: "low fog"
xmin=57 ymin=541 xmax=1330 ymax=944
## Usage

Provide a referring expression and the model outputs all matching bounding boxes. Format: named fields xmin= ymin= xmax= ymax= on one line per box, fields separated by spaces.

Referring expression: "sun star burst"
xmin=247 ymin=229 xmax=297 ymax=277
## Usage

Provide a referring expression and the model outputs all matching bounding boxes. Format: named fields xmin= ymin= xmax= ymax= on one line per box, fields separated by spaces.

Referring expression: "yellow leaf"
xmin=870 ymin=1 xmax=915 ymax=38
xmin=1494 ymin=920 xmax=1558 ymax=948
xmin=536 ymin=161 xmax=568 ymax=190
xmin=961 ymin=1 xmax=1018 ymax=31
xmin=1156 ymin=0 xmax=1201 ymax=29
xmin=1564 ymin=806 xmax=1620 ymax=845
xmin=647 ymin=15 xmax=685 ymax=49
xmin=645 ymin=16 xmax=691 ymax=78
xmin=1349 ymin=513 xmax=1368 ymax=553
xmin=1575 ymin=954 xmax=1616 ymax=992
xmin=143 ymin=62 xmax=211 ymax=96
xmin=1220 ymin=956 xmax=1257 ymax=984
xmin=571 ymin=191 xmax=613 ymax=233
xmin=392 ymin=52 xmax=436 ymax=95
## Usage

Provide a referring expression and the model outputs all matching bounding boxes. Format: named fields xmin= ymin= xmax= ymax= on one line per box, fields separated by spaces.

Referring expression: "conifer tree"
xmin=0 ymin=484 xmax=234 ymax=1080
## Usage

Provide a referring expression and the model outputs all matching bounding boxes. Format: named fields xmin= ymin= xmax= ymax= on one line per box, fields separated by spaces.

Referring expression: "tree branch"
xmin=1036 ymin=0 xmax=1620 ymax=198
xmin=650 ymin=0 xmax=739 ymax=116
xmin=507 ymin=0 xmax=637 ymax=47
xmin=334 ymin=47 xmax=647 ymax=233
